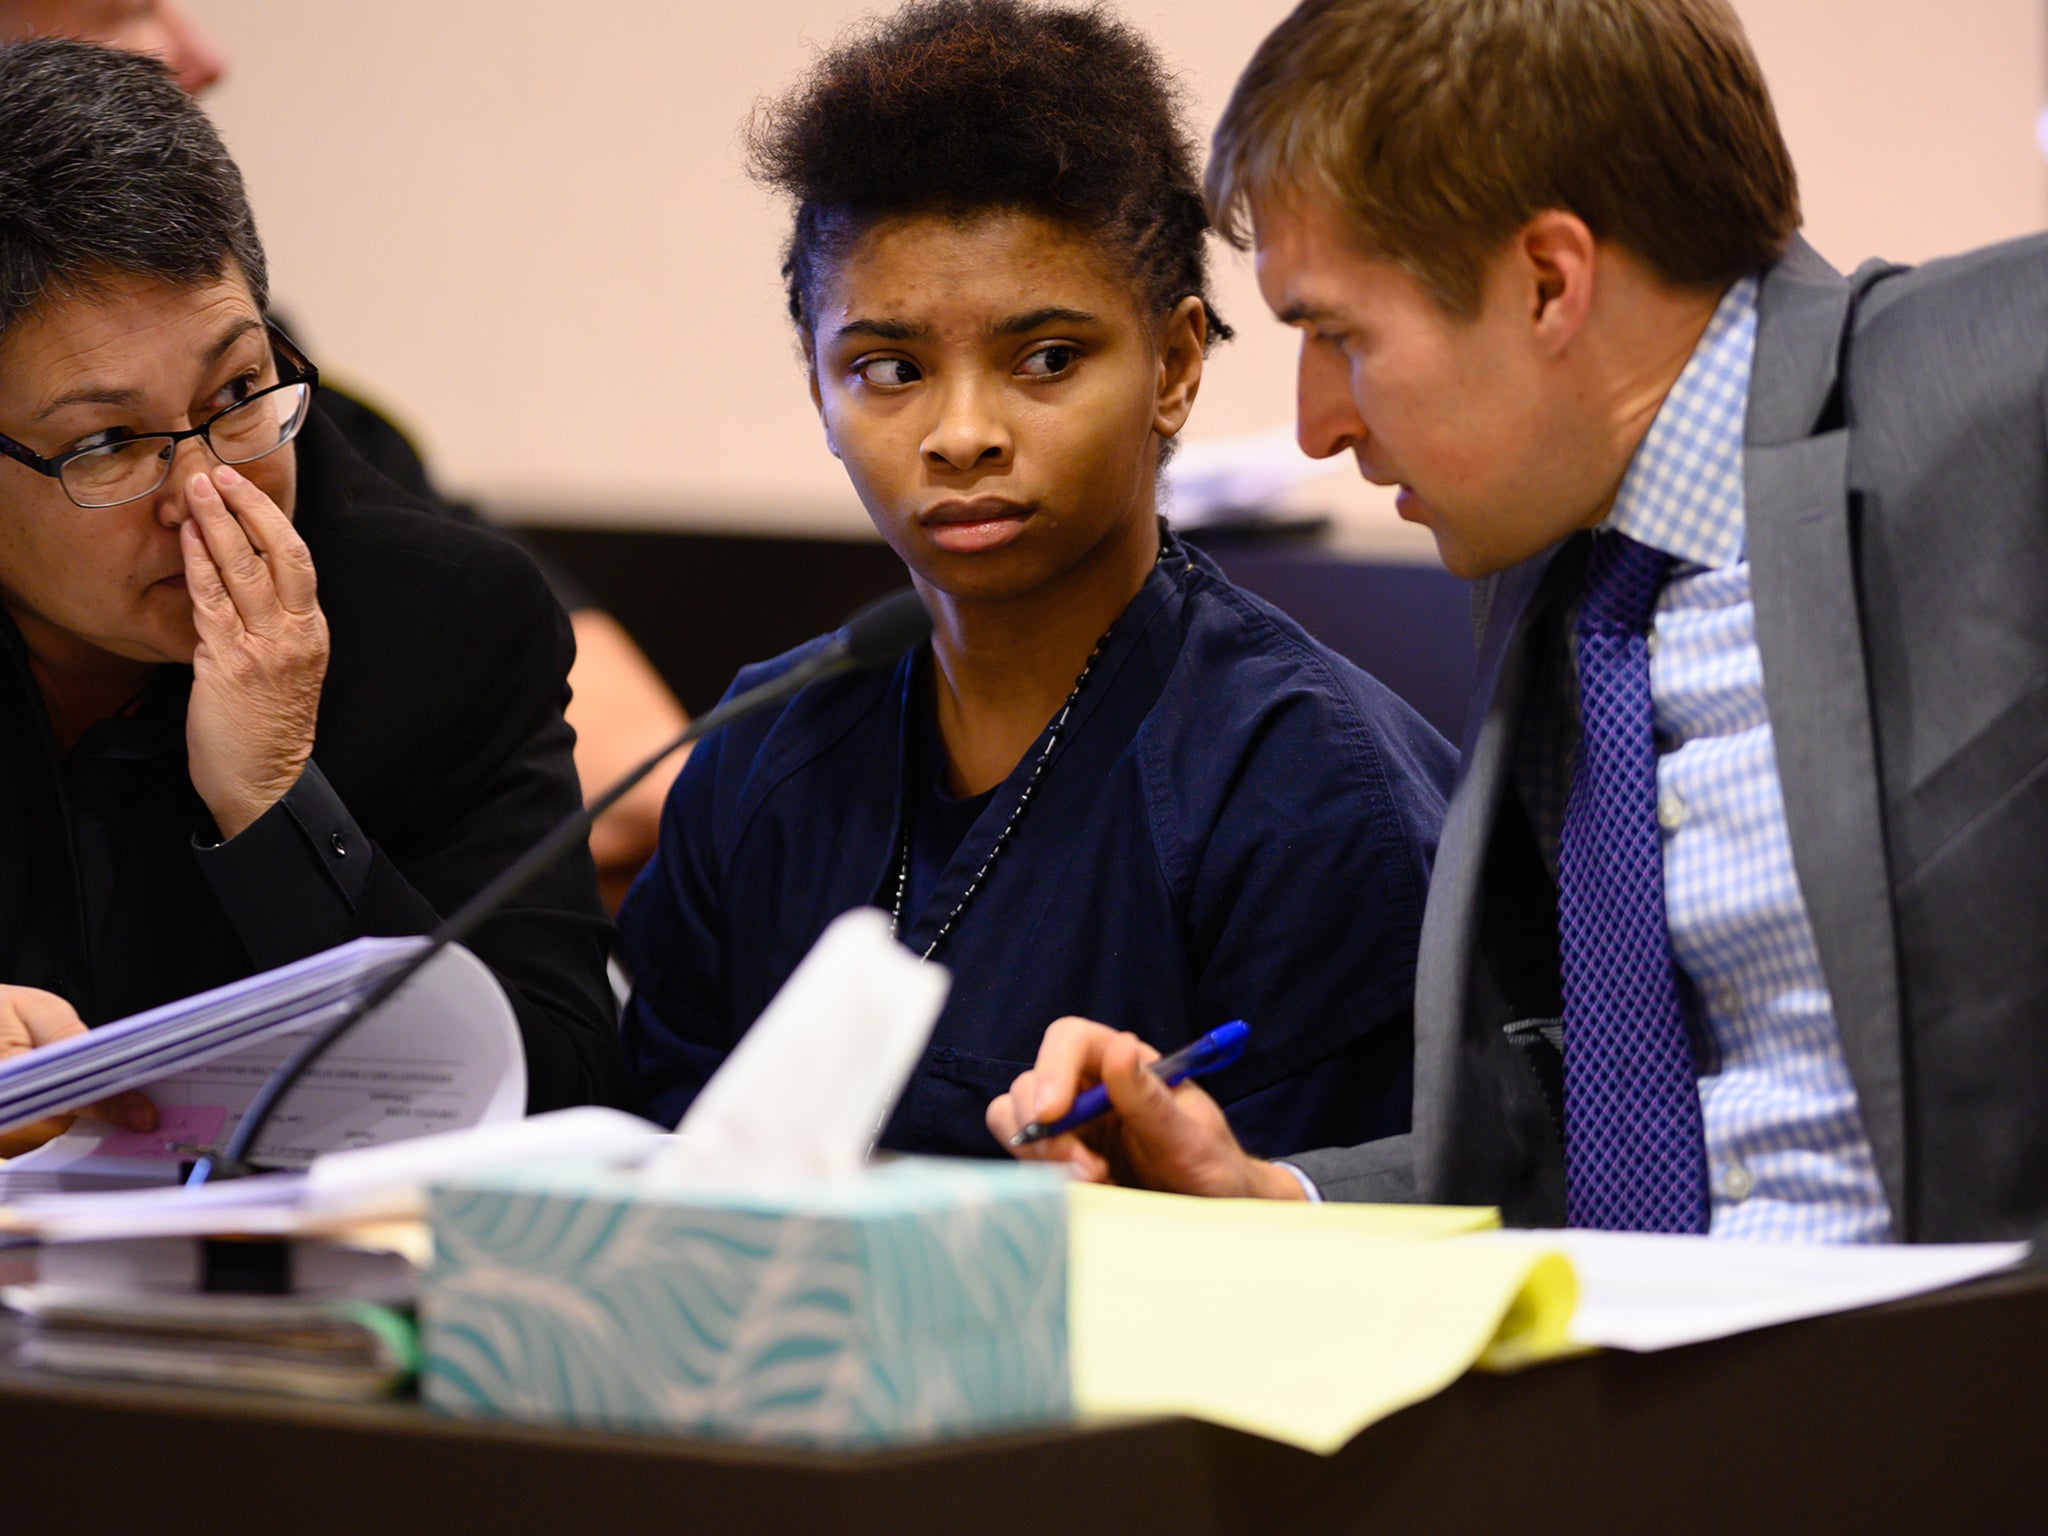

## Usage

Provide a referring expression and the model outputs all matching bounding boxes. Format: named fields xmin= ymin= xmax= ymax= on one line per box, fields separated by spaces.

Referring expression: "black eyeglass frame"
xmin=0 ymin=322 xmax=320 ymax=509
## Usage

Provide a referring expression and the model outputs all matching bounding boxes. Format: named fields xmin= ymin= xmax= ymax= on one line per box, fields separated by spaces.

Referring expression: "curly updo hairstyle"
xmin=747 ymin=0 xmax=1231 ymax=348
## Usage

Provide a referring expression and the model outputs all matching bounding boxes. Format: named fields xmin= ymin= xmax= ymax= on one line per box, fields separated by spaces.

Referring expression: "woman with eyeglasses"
xmin=617 ymin=0 xmax=1458 ymax=1160
xmin=0 ymin=39 xmax=630 ymax=1149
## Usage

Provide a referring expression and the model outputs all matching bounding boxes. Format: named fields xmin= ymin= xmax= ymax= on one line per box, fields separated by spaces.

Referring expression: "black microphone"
xmin=186 ymin=588 xmax=933 ymax=1186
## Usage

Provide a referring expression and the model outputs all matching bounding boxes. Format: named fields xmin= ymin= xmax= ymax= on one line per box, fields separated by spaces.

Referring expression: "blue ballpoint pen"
xmin=1007 ymin=1020 xmax=1250 ymax=1147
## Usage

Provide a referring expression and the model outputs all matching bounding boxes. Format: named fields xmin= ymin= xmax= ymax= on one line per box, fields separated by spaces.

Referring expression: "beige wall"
xmin=197 ymin=0 xmax=2047 ymax=551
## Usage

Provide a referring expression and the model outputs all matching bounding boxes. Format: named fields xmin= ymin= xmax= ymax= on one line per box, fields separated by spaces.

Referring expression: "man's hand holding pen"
xmin=986 ymin=1017 xmax=1308 ymax=1200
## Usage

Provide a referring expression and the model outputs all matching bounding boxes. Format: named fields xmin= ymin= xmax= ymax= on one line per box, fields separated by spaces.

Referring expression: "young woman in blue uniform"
xmin=618 ymin=0 xmax=1457 ymax=1158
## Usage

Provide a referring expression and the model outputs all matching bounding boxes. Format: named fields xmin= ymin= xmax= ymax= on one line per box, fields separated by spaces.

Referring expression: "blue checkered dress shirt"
xmin=1594 ymin=276 xmax=1891 ymax=1242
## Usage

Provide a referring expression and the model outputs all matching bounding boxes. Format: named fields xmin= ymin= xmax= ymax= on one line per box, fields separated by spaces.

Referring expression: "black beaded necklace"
xmin=889 ymin=543 xmax=1168 ymax=961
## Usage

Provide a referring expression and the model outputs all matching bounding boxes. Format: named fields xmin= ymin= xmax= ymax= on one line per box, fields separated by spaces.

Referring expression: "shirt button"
xmin=1657 ymin=791 xmax=1685 ymax=831
xmin=1712 ymin=982 xmax=1741 ymax=1015
xmin=1645 ymin=629 xmax=1661 ymax=658
xmin=1721 ymin=1164 xmax=1754 ymax=1202
xmin=330 ymin=832 xmax=349 ymax=858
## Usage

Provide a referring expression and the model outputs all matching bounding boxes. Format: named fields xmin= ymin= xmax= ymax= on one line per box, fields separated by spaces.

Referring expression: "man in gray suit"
xmin=987 ymin=0 xmax=2048 ymax=1242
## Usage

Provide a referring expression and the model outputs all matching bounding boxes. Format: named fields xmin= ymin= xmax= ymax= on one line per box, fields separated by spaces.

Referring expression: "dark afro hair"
xmin=746 ymin=0 xmax=1230 ymax=347
xmin=0 ymin=38 xmax=267 ymax=338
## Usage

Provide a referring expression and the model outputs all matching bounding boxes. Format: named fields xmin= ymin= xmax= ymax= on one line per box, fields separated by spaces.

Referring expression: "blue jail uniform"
xmin=617 ymin=533 xmax=1458 ymax=1159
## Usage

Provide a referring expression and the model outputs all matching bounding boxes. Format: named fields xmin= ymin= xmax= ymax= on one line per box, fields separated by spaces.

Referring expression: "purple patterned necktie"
xmin=1558 ymin=532 xmax=1710 ymax=1233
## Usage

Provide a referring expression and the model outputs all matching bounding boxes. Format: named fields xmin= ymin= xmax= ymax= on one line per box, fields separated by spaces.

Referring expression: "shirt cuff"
xmin=1273 ymin=1160 xmax=1323 ymax=1203
xmin=193 ymin=760 xmax=371 ymax=969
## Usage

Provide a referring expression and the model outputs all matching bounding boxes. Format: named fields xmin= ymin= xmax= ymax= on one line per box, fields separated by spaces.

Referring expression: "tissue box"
xmin=419 ymin=1156 xmax=1070 ymax=1446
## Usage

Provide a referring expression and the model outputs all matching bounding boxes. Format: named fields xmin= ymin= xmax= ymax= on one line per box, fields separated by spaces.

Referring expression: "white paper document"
xmin=1469 ymin=1227 xmax=2029 ymax=1352
xmin=0 ymin=1107 xmax=661 ymax=1243
xmin=0 ymin=939 xmax=524 ymax=1198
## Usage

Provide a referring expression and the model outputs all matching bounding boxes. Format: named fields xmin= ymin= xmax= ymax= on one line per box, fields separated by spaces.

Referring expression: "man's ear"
xmin=802 ymin=334 xmax=841 ymax=460
xmin=1516 ymin=210 xmax=1598 ymax=354
xmin=1152 ymin=295 xmax=1207 ymax=441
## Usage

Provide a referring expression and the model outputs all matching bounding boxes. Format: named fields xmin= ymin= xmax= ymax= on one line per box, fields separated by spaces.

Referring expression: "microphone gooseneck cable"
xmin=185 ymin=588 xmax=933 ymax=1187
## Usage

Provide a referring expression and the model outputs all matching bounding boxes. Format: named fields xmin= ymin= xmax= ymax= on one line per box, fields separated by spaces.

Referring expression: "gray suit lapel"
xmin=1413 ymin=540 xmax=1579 ymax=1206
xmin=1448 ymin=544 xmax=1574 ymax=852
xmin=1744 ymin=248 xmax=1909 ymax=1227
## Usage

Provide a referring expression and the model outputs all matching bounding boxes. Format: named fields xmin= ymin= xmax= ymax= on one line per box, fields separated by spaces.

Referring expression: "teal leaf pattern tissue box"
xmin=421 ymin=1157 xmax=1070 ymax=1445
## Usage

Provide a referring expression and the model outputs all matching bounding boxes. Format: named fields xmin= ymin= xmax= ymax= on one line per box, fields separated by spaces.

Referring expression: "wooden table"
xmin=4 ymin=1263 xmax=2043 ymax=1535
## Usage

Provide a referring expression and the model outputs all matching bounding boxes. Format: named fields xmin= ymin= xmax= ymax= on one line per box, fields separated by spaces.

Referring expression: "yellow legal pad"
xmin=1066 ymin=1184 xmax=1578 ymax=1454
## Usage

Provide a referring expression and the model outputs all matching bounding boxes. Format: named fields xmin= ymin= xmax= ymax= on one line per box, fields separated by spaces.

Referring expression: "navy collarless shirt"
xmin=618 ymin=536 xmax=1457 ymax=1159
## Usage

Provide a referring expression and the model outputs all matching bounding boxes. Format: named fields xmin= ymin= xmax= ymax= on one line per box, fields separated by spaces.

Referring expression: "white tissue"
xmin=644 ymin=908 xmax=950 ymax=1187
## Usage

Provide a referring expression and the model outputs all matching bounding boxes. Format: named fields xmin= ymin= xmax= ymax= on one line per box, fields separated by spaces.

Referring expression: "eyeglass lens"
xmin=60 ymin=384 xmax=313 ymax=508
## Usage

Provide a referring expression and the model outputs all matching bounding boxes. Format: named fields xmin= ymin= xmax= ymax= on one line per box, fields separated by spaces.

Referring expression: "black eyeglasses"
xmin=0 ymin=323 xmax=320 ymax=509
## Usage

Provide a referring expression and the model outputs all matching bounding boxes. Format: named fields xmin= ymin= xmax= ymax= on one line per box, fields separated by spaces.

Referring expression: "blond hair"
xmin=1208 ymin=0 xmax=1800 ymax=313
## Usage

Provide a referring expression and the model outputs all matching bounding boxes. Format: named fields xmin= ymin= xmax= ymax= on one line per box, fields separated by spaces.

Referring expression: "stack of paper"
xmin=0 ymin=1112 xmax=660 ymax=1404
xmin=6 ymin=1284 xmax=418 ymax=1401
xmin=1067 ymin=1186 xmax=2028 ymax=1454
xmin=0 ymin=1126 xmax=637 ymax=1405
xmin=32 ymin=1230 xmax=420 ymax=1302
xmin=0 ymin=939 xmax=425 ymax=1131
xmin=0 ymin=1108 xmax=663 ymax=1241
xmin=1468 ymin=1227 xmax=2031 ymax=1352
xmin=0 ymin=939 xmax=525 ymax=1195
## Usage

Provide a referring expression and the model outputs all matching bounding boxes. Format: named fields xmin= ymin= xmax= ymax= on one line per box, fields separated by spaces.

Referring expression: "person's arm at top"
xmin=566 ymin=609 xmax=690 ymax=911
xmin=188 ymin=470 xmax=628 ymax=1111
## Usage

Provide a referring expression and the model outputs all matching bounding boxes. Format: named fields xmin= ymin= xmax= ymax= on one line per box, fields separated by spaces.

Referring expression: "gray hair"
xmin=0 ymin=38 xmax=268 ymax=337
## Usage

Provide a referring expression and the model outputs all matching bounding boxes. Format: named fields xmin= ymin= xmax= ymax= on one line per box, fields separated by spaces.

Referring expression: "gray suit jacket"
xmin=1293 ymin=234 xmax=2048 ymax=1241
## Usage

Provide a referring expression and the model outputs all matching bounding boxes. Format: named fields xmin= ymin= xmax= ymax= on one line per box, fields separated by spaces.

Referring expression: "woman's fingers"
xmin=0 ymin=1093 xmax=159 ymax=1158
xmin=181 ymin=516 xmax=243 ymax=646
xmin=1059 ymin=1140 xmax=1112 ymax=1183
xmin=1088 ymin=1031 xmax=1267 ymax=1197
xmin=0 ymin=1117 xmax=75 ymax=1158
xmin=212 ymin=463 xmax=319 ymax=616
xmin=0 ymin=985 xmax=88 ymax=1058
xmin=991 ymin=1023 xmax=1191 ymax=1187
xmin=0 ymin=988 xmax=155 ymax=1149
xmin=1024 ymin=1016 xmax=1123 ymax=1124
xmin=75 ymin=1090 xmax=159 ymax=1134
xmin=186 ymin=470 xmax=281 ymax=628
xmin=987 ymin=1068 xmax=1106 ymax=1175
xmin=987 ymin=1069 xmax=1036 ymax=1148
xmin=1098 ymin=1032 xmax=1172 ymax=1118
xmin=179 ymin=466 xmax=330 ymax=840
